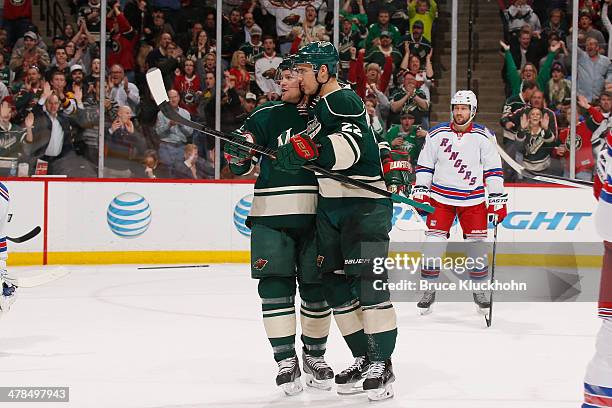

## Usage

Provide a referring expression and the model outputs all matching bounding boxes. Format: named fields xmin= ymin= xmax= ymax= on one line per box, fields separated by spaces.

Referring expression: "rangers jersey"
xmin=596 ymin=130 xmax=612 ymax=242
xmin=416 ymin=122 xmax=505 ymax=206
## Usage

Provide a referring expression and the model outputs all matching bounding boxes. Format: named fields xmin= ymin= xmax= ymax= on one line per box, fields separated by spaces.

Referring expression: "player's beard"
xmin=454 ymin=116 xmax=469 ymax=126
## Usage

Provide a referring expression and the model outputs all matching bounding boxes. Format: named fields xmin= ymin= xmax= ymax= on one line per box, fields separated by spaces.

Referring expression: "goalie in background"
xmin=0 ymin=181 xmax=16 ymax=315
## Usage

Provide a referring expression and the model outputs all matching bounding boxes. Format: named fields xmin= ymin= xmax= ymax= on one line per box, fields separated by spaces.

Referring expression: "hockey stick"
xmin=146 ymin=68 xmax=435 ymax=214
xmin=496 ymin=143 xmax=593 ymax=189
xmin=7 ymin=226 xmax=41 ymax=243
xmin=4 ymin=267 xmax=70 ymax=288
xmin=137 ymin=265 xmax=210 ymax=270
xmin=485 ymin=220 xmax=498 ymax=328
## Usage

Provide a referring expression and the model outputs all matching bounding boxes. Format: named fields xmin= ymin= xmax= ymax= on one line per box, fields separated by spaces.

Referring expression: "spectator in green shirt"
xmin=385 ymin=112 xmax=427 ymax=165
xmin=389 ymin=71 xmax=430 ymax=126
xmin=365 ymin=31 xmax=403 ymax=73
xmin=365 ymin=8 xmax=401 ymax=51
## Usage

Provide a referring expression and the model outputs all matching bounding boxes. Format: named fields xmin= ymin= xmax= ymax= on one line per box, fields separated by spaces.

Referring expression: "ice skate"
xmin=0 ymin=270 xmax=16 ymax=315
xmin=302 ymin=351 xmax=333 ymax=390
xmin=363 ymin=359 xmax=395 ymax=401
xmin=473 ymin=291 xmax=491 ymax=315
xmin=335 ymin=356 xmax=369 ymax=395
xmin=276 ymin=356 xmax=303 ymax=396
xmin=417 ymin=290 xmax=436 ymax=315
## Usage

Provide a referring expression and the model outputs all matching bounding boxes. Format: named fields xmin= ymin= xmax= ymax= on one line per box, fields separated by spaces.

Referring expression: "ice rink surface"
xmin=0 ymin=264 xmax=602 ymax=408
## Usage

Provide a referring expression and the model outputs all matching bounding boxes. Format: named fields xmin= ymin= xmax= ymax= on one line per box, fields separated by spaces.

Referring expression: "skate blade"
xmin=367 ymin=383 xmax=394 ymax=401
xmin=476 ymin=305 xmax=490 ymax=316
xmin=336 ymin=381 xmax=365 ymax=395
xmin=280 ymin=377 xmax=303 ymax=396
xmin=305 ymin=374 xmax=332 ymax=391
xmin=418 ymin=306 xmax=433 ymax=316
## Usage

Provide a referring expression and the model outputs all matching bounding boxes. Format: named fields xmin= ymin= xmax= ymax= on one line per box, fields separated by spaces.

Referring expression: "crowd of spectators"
xmin=0 ymin=0 xmax=440 ymax=179
xmin=498 ymin=0 xmax=612 ymax=182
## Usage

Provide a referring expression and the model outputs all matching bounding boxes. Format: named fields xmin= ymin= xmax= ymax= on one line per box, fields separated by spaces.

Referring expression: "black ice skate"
xmin=302 ymin=351 xmax=334 ymax=390
xmin=276 ymin=356 xmax=303 ymax=396
xmin=363 ymin=359 xmax=395 ymax=401
xmin=0 ymin=275 xmax=17 ymax=314
xmin=473 ymin=291 xmax=491 ymax=315
xmin=335 ymin=356 xmax=369 ymax=395
xmin=417 ymin=290 xmax=436 ymax=315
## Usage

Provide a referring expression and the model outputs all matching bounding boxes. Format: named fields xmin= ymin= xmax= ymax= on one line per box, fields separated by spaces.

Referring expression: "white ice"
xmin=0 ymin=264 xmax=601 ymax=408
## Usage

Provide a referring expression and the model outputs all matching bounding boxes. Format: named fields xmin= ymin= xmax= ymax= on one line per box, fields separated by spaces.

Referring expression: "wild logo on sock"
xmin=253 ymin=258 xmax=268 ymax=271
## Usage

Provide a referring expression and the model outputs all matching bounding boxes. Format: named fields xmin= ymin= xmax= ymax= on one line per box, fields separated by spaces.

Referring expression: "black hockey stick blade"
xmin=145 ymin=68 xmax=434 ymax=213
xmin=7 ymin=226 xmax=42 ymax=243
xmin=137 ymin=265 xmax=210 ymax=270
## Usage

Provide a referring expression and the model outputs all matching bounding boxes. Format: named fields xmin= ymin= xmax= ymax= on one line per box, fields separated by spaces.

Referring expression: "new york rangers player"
xmin=0 ymin=181 xmax=16 ymax=316
xmin=411 ymin=90 xmax=508 ymax=314
xmin=582 ymin=130 xmax=612 ymax=408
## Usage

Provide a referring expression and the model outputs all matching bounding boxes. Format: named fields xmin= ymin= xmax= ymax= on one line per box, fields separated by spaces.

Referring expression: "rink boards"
xmin=1 ymin=178 xmax=603 ymax=266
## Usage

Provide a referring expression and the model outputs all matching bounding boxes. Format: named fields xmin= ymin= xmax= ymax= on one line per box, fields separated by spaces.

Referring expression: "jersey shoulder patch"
xmin=320 ymin=88 xmax=365 ymax=119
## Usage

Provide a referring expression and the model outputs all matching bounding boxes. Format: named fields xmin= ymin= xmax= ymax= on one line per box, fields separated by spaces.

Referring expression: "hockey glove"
xmin=382 ymin=150 xmax=414 ymax=195
xmin=273 ymin=134 xmax=319 ymax=172
xmin=410 ymin=185 xmax=431 ymax=216
xmin=487 ymin=193 xmax=508 ymax=224
xmin=224 ymin=131 xmax=256 ymax=175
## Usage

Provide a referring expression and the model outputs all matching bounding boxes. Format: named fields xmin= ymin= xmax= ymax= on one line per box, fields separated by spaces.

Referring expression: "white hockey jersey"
xmin=0 ymin=182 xmax=8 ymax=264
xmin=595 ymin=130 xmax=612 ymax=242
xmin=416 ymin=122 xmax=505 ymax=207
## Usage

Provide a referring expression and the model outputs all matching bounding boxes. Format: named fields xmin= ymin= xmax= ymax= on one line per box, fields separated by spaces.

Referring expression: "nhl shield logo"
xmin=253 ymin=258 xmax=268 ymax=271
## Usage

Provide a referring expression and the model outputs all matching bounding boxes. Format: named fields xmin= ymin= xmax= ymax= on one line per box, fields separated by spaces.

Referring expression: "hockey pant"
xmin=421 ymin=199 xmax=489 ymax=282
xmin=316 ymin=200 xmax=397 ymax=362
xmin=252 ymin=223 xmax=331 ymax=362
xmin=583 ymin=242 xmax=612 ymax=408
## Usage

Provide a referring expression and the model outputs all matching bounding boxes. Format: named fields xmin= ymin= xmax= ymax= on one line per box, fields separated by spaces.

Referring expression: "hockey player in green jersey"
xmin=272 ymin=42 xmax=407 ymax=401
xmin=223 ymin=57 xmax=334 ymax=395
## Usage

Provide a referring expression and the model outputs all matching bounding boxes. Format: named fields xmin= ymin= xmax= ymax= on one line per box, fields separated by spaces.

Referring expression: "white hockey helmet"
xmin=450 ymin=90 xmax=477 ymax=124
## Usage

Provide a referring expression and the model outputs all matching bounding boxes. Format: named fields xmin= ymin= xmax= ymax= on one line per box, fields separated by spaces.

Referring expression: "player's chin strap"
xmin=314 ymin=67 xmax=332 ymax=99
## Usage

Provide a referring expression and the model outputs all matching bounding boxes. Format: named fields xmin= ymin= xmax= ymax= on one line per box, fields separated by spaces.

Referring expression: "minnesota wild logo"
xmin=565 ymin=134 xmax=583 ymax=150
xmin=253 ymin=258 xmax=269 ymax=270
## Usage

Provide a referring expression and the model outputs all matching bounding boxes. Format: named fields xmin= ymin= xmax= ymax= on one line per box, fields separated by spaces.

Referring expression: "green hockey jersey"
xmin=384 ymin=124 xmax=425 ymax=165
xmin=233 ymin=101 xmax=318 ymax=229
xmin=308 ymin=87 xmax=390 ymax=207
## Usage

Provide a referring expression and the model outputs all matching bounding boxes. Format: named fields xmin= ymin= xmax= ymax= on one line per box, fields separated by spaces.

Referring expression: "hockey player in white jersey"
xmin=411 ymin=90 xmax=508 ymax=314
xmin=0 ymin=181 xmax=16 ymax=315
xmin=582 ymin=130 xmax=612 ymax=408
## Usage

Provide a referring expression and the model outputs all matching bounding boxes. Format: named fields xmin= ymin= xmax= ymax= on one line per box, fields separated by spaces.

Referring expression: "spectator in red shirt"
xmin=107 ymin=2 xmax=138 ymax=81
xmin=173 ymin=59 xmax=201 ymax=117
xmin=556 ymin=94 xmax=603 ymax=180
xmin=348 ymin=48 xmax=392 ymax=99
xmin=228 ymin=50 xmax=250 ymax=93
xmin=3 ymin=0 xmax=32 ymax=47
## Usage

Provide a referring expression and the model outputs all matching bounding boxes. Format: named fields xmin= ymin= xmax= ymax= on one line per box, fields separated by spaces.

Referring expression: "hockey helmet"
xmin=450 ymin=90 xmax=477 ymax=123
xmin=293 ymin=41 xmax=339 ymax=77
xmin=275 ymin=55 xmax=297 ymax=83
